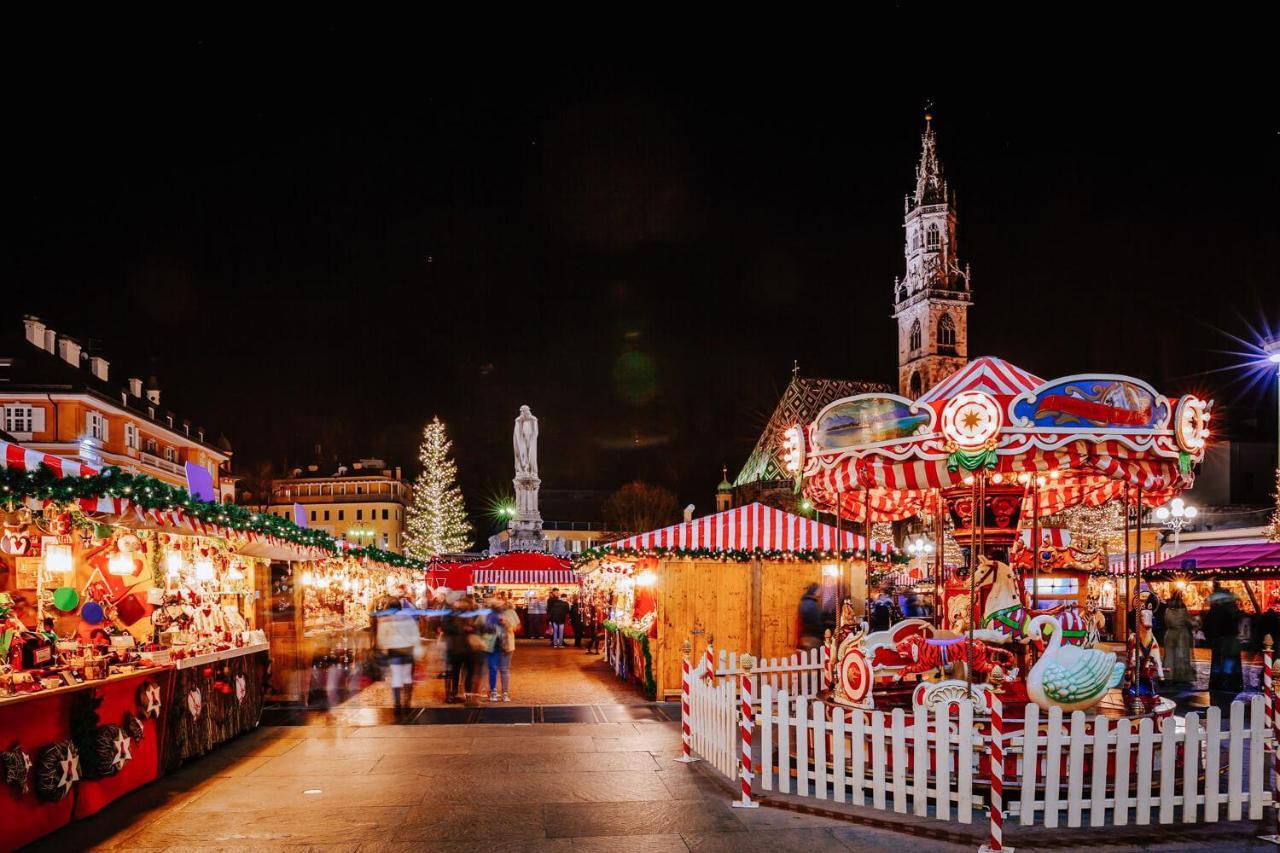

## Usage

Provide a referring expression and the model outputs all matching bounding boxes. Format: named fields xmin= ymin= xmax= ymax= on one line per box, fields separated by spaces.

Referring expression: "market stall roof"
xmin=916 ymin=355 xmax=1044 ymax=404
xmin=603 ymin=502 xmax=893 ymax=556
xmin=429 ymin=550 xmax=577 ymax=588
xmin=1147 ymin=543 xmax=1280 ymax=575
xmin=1 ymin=437 xmax=117 ymax=513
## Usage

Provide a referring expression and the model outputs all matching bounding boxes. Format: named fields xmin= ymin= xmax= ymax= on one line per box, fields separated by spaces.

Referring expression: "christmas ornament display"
xmin=2 ymin=743 xmax=32 ymax=793
xmin=52 ymin=586 xmax=80 ymax=612
xmin=34 ymin=740 xmax=80 ymax=802
xmin=84 ymin=725 xmax=130 ymax=778
xmin=136 ymin=679 xmax=163 ymax=719
xmin=80 ymin=600 xmax=105 ymax=625
xmin=234 ymin=674 xmax=247 ymax=703
xmin=186 ymin=687 xmax=203 ymax=721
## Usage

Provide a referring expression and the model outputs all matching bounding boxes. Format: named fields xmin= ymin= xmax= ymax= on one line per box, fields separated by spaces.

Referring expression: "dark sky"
xmin=5 ymin=39 xmax=1278 ymax=528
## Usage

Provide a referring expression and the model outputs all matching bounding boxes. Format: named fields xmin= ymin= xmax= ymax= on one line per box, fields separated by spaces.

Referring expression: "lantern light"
xmin=44 ymin=543 xmax=74 ymax=578
xmin=194 ymin=558 xmax=216 ymax=582
xmin=165 ymin=551 xmax=185 ymax=578
xmin=108 ymin=550 xmax=135 ymax=576
xmin=636 ymin=569 xmax=657 ymax=587
xmin=227 ymin=561 xmax=245 ymax=582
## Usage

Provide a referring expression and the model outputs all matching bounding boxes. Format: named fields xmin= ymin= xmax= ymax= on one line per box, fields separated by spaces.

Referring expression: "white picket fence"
xmin=686 ymin=647 xmax=1275 ymax=841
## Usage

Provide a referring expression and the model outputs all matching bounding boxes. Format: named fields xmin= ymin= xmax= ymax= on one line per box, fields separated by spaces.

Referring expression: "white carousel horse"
xmin=975 ymin=555 xmax=1097 ymax=647
xmin=1135 ymin=606 xmax=1165 ymax=680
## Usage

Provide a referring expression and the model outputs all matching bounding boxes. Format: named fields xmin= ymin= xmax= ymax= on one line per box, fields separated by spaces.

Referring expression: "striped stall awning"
xmin=0 ymin=438 xmax=119 ymax=514
xmin=472 ymin=568 xmax=580 ymax=585
xmin=605 ymin=502 xmax=894 ymax=555
xmin=1108 ymin=550 xmax=1163 ymax=575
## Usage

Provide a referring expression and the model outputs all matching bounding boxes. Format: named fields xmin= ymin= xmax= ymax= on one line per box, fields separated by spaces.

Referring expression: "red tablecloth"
xmin=0 ymin=667 xmax=171 ymax=852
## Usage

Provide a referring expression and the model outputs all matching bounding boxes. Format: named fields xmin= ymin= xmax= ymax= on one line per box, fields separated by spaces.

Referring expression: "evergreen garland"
xmin=0 ymin=463 xmax=426 ymax=570
xmin=405 ymin=417 xmax=472 ymax=559
xmin=574 ymin=545 xmax=908 ymax=565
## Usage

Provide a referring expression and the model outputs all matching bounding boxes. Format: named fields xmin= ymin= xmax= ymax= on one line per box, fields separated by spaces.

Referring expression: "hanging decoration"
xmin=186 ymin=687 xmax=203 ymax=721
xmin=122 ymin=712 xmax=145 ymax=743
xmin=941 ymin=391 xmax=1002 ymax=472
xmin=136 ymin=679 xmax=163 ymax=719
xmin=83 ymin=725 xmax=130 ymax=778
xmin=2 ymin=743 xmax=32 ymax=793
xmin=33 ymin=740 xmax=80 ymax=802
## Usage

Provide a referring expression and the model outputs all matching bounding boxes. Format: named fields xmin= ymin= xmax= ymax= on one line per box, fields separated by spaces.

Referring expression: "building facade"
xmin=1 ymin=316 xmax=233 ymax=497
xmin=268 ymin=459 xmax=410 ymax=553
xmin=894 ymin=115 xmax=972 ymax=398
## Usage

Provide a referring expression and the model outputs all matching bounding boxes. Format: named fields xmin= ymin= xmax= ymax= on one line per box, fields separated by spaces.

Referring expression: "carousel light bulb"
xmin=44 ymin=543 xmax=73 ymax=577
xmin=991 ymin=472 xmax=1003 ymax=484
xmin=1017 ymin=472 xmax=1031 ymax=485
xmin=1049 ymin=470 xmax=1060 ymax=480
xmin=964 ymin=475 xmax=975 ymax=486
xmin=194 ymin=558 xmax=215 ymax=582
xmin=108 ymin=550 xmax=134 ymax=576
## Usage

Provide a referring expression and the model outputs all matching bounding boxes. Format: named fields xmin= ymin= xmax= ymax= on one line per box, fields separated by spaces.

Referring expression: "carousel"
xmin=792 ymin=357 xmax=1212 ymax=727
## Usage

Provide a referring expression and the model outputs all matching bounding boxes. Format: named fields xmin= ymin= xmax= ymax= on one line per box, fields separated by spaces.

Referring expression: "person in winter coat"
xmin=375 ymin=598 xmax=421 ymax=713
xmin=1204 ymin=583 xmax=1243 ymax=694
xmin=486 ymin=592 xmax=520 ymax=702
xmin=546 ymin=589 xmax=571 ymax=648
xmin=569 ymin=596 xmax=584 ymax=648
xmin=1161 ymin=591 xmax=1195 ymax=685
xmin=798 ymin=584 xmax=822 ymax=651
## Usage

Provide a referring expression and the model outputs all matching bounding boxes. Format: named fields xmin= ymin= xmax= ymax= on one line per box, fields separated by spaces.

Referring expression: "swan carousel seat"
xmin=1025 ymin=614 xmax=1124 ymax=713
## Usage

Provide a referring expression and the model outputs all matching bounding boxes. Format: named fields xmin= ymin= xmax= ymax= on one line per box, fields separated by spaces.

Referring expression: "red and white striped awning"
xmin=473 ymin=568 xmax=579 ymax=585
xmin=605 ymin=502 xmax=894 ymax=555
xmin=917 ymin=356 xmax=1044 ymax=404
xmin=1108 ymin=550 xmax=1163 ymax=574
xmin=0 ymin=438 xmax=119 ymax=514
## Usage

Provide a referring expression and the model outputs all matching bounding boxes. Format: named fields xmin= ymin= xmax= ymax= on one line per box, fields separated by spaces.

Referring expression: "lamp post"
xmin=1154 ymin=497 xmax=1198 ymax=556
xmin=907 ymin=536 xmax=935 ymax=579
xmin=1267 ymin=338 xmax=1280 ymax=469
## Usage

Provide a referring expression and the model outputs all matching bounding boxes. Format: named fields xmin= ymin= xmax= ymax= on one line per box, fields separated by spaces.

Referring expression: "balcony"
xmin=138 ymin=450 xmax=184 ymax=476
xmin=271 ymin=491 xmax=407 ymax=506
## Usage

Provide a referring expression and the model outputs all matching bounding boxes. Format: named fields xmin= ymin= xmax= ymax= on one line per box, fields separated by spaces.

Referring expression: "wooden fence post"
xmin=980 ymin=692 xmax=1008 ymax=852
xmin=732 ymin=653 xmax=760 ymax=808
xmin=677 ymin=639 xmax=699 ymax=764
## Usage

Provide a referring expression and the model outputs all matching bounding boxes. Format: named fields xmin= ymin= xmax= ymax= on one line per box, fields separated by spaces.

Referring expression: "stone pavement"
xmin=29 ymin=711 xmax=1280 ymax=851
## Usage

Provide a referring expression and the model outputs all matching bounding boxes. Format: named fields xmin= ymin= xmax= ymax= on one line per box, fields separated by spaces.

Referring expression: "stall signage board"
xmin=1013 ymin=375 xmax=1167 ymax=430
xmin=184 ymin=462 xmax=216 ymax=502
xmin=812 ymin=395 xmax=930 ymax=452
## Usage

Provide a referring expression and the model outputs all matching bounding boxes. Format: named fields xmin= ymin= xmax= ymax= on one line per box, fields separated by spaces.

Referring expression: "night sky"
xmin=6 ymin=41 xmax=1278 ymax=532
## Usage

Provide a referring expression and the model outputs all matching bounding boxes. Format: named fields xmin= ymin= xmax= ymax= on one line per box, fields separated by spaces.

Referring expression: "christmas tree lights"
xmin=405 ymin=417 xmax=472 ymax=559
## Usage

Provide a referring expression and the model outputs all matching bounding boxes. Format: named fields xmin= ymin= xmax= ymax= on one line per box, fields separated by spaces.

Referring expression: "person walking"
xmin=547 ymin=588 xmax=570 ymax=648
xmin=486 ymin=592 xmax=519 ymax=701
xmin=1204 ymin=582 xmax=1244 ymax=694
xmin=442 ymin=595 xmax=479 ymax=703
xmin=374 ymin=597 xmax=421 ymax=715
xmin=569 ymin=595 xmax=584 ymax=648
xmin=584 ymin=596 xmax=601 ymax=655
xmin=798 ymin=584 xmax=822 ymax=651
xmin=1162 ymin=591 xmax=1195 ymax=685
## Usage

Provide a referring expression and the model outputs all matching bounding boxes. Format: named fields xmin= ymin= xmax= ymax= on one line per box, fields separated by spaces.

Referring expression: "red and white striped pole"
xmin=1271 ymin=657 xmax=1280 ymax=841
xmin=732 ymin=653 xmax=759 ymax=809
xmin=677 ymin=640 xmax=699 ymax=764
xmin=820 ymin=629 xmax=832 ymax=692
xmin=703 ymin=635 xmax=716 ymax=685
xmin=980 ymin=692 xmax=1006 ymax=853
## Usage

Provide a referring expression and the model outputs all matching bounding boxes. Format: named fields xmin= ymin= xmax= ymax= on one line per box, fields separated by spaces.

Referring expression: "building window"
xmin=381 ymin=533 xmax=389 ymax=548
xmin=356 ymin=509 xmax=363 ymax=521
xmin=910 ymin=371 xmax=923 ymax=398
xmin=310 ymin=510 xmax=317 ymax=521
xmin=3 ymin=405 xmax=37 ymax=435
xmin=382 ymin=509 xmax=389 ymax=520
xmin=124 ymin=423 xmax=139 ymax=450
xmin=86 ymin=411 xmax=107 ymax=441
xmin=164 ymin=446 xmax=177 ymax=463
xmin=396 ymin=509 xmax=402 ymax=521
xmin=909 ymin=319 xmax=922 ymax=352
xmin=926 ymin=223 xmax=940 ymax=248
xmin=937 ymin=312 xmax=956 ymax=346
xmin=338 ymin=510 xmax=345 ymax=521
xmin=324 ymin=510 xmax=330 ymax=521
xmin=145 ymin=438 xmax=157 ymax=454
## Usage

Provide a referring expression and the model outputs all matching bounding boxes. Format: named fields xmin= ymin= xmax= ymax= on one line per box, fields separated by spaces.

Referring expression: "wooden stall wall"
xmin=758 ymin=560 xmax=824 ymax=659
xmin=655 ymin=559 xmax=752 ymax=698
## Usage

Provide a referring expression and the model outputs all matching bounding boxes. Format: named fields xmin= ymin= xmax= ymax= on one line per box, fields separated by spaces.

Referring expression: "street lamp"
xmin=1267 ymin=338 xmax=1280 ymax=467
xmin=1154 ymin=497 xmax=1198 ymax=555
xmin=907 ymin=536 xmax=935 ymax=577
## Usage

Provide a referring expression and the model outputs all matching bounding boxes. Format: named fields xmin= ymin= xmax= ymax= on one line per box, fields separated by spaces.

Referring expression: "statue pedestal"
xmin=509 ymin=474 xmax=544 ymax=551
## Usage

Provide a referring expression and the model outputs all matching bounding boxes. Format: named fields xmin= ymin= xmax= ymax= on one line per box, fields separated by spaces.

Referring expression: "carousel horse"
xmin=975 ymin=555 xmax=1097 ymax=648
xmin=1134 ymin=606 xmax=1164 ymax=680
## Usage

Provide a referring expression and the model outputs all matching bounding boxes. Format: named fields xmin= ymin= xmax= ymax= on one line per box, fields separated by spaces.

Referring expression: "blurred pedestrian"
xmin=442 ymin=595 xmax=476 ymax=703
xmin=1204 ymin=582 xmax=1243 ymax=694
xmin=547 ymin=588 xmax=570 ymax=648
xmin=375 ymin=597 xmax=421 ymax=715
xmin=487 ymin=592 xmax=519 ymax=701
xmin=798 ymin=584 xmax=822 ymax=651
xmin=584 ymin=596 xmax=601 ymax=655
xmin=1162 ymin=590 xmax=1195 ymax=685
xmin=569 ymin=595 xmax=583 ymax=648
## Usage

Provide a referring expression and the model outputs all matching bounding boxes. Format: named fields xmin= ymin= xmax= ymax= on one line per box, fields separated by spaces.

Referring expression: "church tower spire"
xmin=894 ymin=113 xmax=971 ymax=398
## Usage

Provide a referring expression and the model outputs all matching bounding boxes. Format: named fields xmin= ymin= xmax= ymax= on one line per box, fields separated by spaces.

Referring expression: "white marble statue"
xmin=514 ymin=405 xmax=538 ymax=478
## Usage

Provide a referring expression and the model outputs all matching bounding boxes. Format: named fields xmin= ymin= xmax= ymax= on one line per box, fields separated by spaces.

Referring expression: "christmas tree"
xmin=405 ymin=417 xmax=472 ymax=558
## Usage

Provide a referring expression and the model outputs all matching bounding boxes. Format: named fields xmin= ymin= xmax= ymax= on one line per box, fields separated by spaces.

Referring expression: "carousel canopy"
xmin=429 ymin=551 xmax=577 ymax=588
xmin=800 ymin=356 xmax=1211 ymax=523
xmin=604 ymin=502 xmax=893 ymax=556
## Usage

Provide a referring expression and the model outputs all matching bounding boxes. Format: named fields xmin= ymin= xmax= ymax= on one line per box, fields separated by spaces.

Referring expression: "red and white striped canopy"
xmin=605 ymin=502 xmax=893 ymax=555
xmin=429 ymin=551 xmax=577 ymax=588
xmin=917 ymin=356 xmax=1044 ymax=404
xmin=0 ymin=438 xmax=118 ymax=514
xmin=1108 ymin=550 xmax=1163 ymax=575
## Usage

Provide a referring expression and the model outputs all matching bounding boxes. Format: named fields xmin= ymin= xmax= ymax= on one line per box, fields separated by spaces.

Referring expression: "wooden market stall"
xmin=577 ymin=502 xmax=896 ymax=699
xmin=1145 ymin=542 xmax=1280 ymax=615
xmin=428 ymin=551 xmax=578 ymax=640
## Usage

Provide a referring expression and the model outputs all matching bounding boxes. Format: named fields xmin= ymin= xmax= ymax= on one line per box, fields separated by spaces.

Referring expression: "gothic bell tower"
xmin=893 ymin=113 xmax=971 ymax=398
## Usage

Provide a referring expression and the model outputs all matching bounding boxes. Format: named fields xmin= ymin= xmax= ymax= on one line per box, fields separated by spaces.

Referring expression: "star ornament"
xmin=110 ymin=730 xmax=132 ymax=771
xmin=59 ymin=750 xmax=80 ymax=792
xmin=941 ymin=391 xmax=1003 ymax=450
xmin=138 ymin=680 xmax=163 ymax=719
